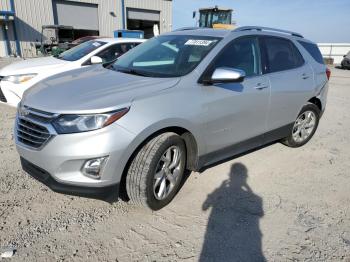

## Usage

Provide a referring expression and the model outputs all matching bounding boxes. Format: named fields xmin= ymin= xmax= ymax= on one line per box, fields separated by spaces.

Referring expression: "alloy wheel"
xmin=153 ymin=146 xmax=182 ymax=200
xmin=292 ymin=110 xmax=316 ymax=143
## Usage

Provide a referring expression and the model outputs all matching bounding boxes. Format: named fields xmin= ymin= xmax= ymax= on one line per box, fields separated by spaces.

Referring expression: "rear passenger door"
xmin=297 ymin=40 xmax=328 ymax=108
xmin=261 ymin=36 xmax=314 ymax=131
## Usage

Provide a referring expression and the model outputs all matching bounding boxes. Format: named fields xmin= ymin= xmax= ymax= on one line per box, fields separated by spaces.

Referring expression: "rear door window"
xmin=263 ymin=37 xmax=304 ymax=73
xmin=298 ymin=41 xmax=324 ymax=64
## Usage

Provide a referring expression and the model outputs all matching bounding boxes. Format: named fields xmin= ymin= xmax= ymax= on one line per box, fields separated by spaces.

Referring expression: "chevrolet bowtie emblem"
xmin=19 ymin=107 xmax=30 ymax=117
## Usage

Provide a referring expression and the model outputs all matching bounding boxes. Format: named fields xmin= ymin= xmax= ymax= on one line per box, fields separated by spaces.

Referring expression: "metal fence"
xmin=317 ymin=43 xmax=350 ymax=65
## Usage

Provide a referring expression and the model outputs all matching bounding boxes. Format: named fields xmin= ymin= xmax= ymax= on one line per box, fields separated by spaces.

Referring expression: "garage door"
xmin=54 ymin=1 xmax=99 ymax=30
xmin=0 ymin=25 xmax=7 ymax=57
xmin=127 ymin=8 xmax=160 ymax=22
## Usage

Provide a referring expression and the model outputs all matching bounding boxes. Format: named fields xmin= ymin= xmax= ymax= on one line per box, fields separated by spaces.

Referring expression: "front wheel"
xmin=126 ymin=132 xmax=186 ymax=210
xmin=282 ymin=103 xmax=320 ymax=148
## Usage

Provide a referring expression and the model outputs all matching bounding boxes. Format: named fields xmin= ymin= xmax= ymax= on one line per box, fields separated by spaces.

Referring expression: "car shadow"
xmin=200 ymin=163 xmax=266 ymax=262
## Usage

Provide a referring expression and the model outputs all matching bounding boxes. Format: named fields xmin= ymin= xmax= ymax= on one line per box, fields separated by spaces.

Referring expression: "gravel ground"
xmin=0 ymin=67 xmax=350 ymax=261
xmin=0 ymin=58 xmax=23 ymax=69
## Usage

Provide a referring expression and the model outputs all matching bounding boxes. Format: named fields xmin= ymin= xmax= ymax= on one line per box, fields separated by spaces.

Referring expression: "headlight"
xmin=52 ymin=108 xmax=129 ymax=134
xmin=3 ymin=74 xmax=37 ymax=84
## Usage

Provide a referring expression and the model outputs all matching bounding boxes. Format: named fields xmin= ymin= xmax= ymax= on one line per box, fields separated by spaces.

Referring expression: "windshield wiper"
xmin=116 ymin=68 xmax=149 ymax=77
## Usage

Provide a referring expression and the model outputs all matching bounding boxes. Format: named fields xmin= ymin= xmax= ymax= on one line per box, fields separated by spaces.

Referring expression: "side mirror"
xmin=90 ymin=56 xmax=103 ymax=64
xmin=210 ymin=67 xmax=246 ymax=84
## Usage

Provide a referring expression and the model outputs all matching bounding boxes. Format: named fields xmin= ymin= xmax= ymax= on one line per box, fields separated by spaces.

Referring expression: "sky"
xmin=172 ymin=0 xmax=350 ymax=43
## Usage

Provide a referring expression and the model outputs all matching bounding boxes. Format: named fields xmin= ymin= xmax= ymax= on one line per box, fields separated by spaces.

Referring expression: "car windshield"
xmin=56 ymin=40 xmax=107 ymax=61
xmin=346 ymin=51 xmax=350 ymax=59
xmin=112 ymin=35 xmax=221 ymax=77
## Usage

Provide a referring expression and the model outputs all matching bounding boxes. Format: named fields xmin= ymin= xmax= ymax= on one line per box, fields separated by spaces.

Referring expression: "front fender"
xmin=114 ymin=117 xmax=205 ymax=181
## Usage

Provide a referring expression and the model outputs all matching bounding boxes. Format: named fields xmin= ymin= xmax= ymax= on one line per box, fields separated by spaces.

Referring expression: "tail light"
xmin=326 ymin=68 xmax=331 ymax=80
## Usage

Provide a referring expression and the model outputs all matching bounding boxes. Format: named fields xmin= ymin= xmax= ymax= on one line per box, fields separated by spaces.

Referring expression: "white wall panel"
xmin=318 ymin=43 xmax=350 ymax=64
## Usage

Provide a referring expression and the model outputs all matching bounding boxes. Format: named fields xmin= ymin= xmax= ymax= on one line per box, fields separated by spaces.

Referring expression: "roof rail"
xmin=173 ymin=27 xmax=202 ymax=32
xmin=234 ymin=26 xmax=303 ymax=38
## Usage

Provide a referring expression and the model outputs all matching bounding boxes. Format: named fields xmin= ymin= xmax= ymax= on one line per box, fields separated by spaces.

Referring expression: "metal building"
xmin=0 ymin=0 xmax=173 ymax=57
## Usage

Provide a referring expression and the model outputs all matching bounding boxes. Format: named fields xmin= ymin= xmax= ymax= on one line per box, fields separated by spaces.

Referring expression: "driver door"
xmin=201 ymin=36 xmax=270 ymax=158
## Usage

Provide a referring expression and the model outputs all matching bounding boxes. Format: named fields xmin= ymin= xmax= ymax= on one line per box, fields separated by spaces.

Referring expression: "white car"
xmin=0 ymin=38 xmax=145 ymax=107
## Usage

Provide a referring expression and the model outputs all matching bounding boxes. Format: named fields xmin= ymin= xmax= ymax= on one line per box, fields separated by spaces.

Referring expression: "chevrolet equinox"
xmin=15 ymin=27 xmax=330 ymax=210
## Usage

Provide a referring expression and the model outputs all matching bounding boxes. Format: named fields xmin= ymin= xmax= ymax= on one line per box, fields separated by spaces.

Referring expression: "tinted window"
xmin=113 ymin=35 xmax=221 ymax=77
xmin=97 ymin=42 xmax=140 ymax=63
xmin=210 ymin=37 xmax=261 ymax=77
xmin=292 ymin=44 xmax=305 ymax=67
xmin=264 ymin=37 xmax=304 ymax=73
xmin=298 ymin=41 xmax=324 ymax=64
xmin=57 ymin=40 xmax=106 ymax=61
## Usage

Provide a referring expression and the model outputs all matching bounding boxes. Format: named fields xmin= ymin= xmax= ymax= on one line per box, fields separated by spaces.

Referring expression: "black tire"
xmin=282 ymin=103 xmax=320 ymax=148
xmin=126 ymin=132 xmax=186 ymax=210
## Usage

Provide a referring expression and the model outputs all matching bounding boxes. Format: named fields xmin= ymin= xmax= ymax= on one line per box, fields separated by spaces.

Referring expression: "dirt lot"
xmin=0 ymin=67 xmax=350 ymax=261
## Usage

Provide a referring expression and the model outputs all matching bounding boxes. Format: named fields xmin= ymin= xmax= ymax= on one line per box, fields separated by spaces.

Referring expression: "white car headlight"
xmin=3 ymin=74 xmax=37 ymax=84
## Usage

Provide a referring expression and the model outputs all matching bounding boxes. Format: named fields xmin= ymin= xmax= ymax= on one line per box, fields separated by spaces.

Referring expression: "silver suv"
xmin=15 ymin=27 xmax=330 ymax=210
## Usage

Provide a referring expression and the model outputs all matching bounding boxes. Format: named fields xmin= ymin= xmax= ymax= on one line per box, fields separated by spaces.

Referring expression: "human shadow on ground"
xmin=200 ymin=163 xmax=266 ymax=262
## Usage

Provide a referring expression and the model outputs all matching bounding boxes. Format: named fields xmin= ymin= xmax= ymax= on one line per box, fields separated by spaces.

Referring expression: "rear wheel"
xmin=126 ymin=132 xmax=186 ymax=210
xmin=282 ymin=103 xmax=320 ymax=147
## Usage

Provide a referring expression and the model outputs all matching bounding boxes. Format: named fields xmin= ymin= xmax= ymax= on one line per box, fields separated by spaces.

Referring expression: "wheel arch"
xmin=308 ymin=97 xmax=322 ymax=111
xmin=118 ymin=124 xmax=200 ymax=199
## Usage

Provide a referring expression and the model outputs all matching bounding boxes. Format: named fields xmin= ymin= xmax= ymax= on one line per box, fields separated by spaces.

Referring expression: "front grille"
xmin=17 ymin=119 xmax=51 ymax=149
xmin=0 ymin=87 xmax=7 ymax=102
xmin=16 ymin=106 xmax=56 ymax=149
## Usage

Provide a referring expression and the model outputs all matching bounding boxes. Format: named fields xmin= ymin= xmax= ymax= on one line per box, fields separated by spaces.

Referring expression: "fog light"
xmin=82 ymin=157 xmax=108 ymax=179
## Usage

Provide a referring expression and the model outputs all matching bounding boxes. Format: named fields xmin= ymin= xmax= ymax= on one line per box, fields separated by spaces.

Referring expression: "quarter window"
xmin=298 ymin=41 xmax=324 ymax=64
xmin=210 ymin=37 xmax=261 ymax=77
xmin=264 ymin=37 xmax=304 ymax=73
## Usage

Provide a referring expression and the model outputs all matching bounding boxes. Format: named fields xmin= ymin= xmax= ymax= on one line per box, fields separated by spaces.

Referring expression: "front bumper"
xmin=21 ymin=157 xmax=118 ymax=200
xmin=15 ymin=112 xmax=136 ymax=195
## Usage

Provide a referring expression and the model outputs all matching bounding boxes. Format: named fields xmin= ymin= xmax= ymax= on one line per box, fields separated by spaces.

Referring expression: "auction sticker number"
xmin=185 ymin=39 xmax=215 ymax=46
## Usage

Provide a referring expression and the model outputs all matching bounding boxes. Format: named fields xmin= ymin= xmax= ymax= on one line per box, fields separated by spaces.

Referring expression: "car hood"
xmin=22 ymin=65 xmax=180 ymax=114
xmin=0 ymin=56 xmax=70 ymax=75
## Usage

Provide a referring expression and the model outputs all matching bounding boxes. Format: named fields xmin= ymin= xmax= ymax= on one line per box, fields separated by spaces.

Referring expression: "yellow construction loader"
xmin=198 ymin=6 xmax=235 ymax=29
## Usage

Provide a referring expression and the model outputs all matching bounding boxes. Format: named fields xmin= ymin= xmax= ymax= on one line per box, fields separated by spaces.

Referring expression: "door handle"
xmin=302 ymin=73 xmax=310 ymax=79
xmin=254 ymin=83 xmax=268 ymax=90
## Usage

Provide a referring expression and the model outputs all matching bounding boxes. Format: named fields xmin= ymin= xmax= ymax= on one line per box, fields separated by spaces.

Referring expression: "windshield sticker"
xmin=185 ymin=39 xmax=216 ymax=46
xmin=92 ymin=42 xmax=102 ymax=47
